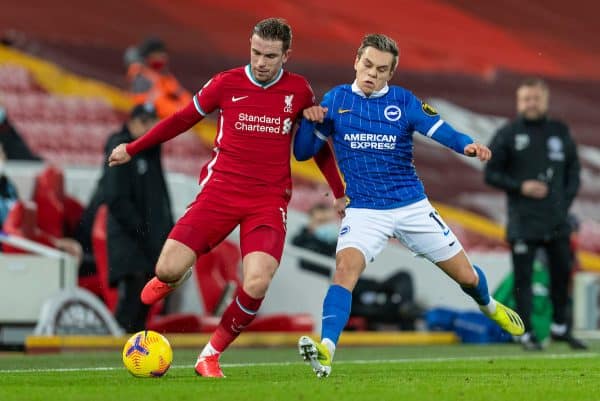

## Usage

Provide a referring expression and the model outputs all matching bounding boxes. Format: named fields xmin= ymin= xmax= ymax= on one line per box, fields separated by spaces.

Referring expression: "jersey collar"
xmin=351 ymin=80 xmax=389 ymax=99
xmin=245 ymin=64 xmax=284 ymax=89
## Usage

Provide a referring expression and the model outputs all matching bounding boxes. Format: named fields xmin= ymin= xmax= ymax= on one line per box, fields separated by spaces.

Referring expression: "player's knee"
xmin=243 ymin=273 xmax=273 ymax=298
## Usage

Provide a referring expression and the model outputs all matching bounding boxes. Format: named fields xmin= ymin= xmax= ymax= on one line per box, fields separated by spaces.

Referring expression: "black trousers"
xmin=510 ymin=236 xmax=572 ymax=333
xmin=114 ymin=274 xmax=151 ymax=333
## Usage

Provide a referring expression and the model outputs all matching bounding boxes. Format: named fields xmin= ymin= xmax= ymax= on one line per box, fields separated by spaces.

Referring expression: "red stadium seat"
xmin=2 ymin=201 xmax=54 ymax=253
xmin=146 ymin=314 xmax=220 ymax=335
xmin=91 ymin=204 xmax=203 ymax=332
xmin=91 ymin=205 xmax=118 ymax=311
xmin=0 ymin=65 xmax=35 ymax=92
xmin=33 ymin=166 xmax=65 ymax=238
xmin=63 ymin=196 xmax=84 ymax=238
xmin=194 ymin=241 xmax=241 ymax=315
xmin=194 ymin=241 xmax=314 ymax=332
xmin=32 ymin=166 xmax=84 ymax=239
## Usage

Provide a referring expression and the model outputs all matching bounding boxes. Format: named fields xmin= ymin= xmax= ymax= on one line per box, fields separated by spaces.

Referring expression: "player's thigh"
xmin=336 ymin=207 xmax=395 ymax=265
xmin=239 ymin=199 xmax=288 ymax=263
xmin=393 ymin=199 xmax=462 ymax=264
xmin=169 ymin=198 xmax=240 ymax=257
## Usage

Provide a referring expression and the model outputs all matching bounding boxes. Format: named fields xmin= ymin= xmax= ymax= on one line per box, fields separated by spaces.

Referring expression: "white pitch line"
xmin=1 ymin=352 xmax=597 ymax=374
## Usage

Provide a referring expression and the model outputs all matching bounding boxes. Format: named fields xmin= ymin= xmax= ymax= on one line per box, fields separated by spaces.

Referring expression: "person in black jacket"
xmin=485 ymin=78 xmax=585 ymax=350
xmin=0 ymin=104 xmax=42 ymax=161
xmin=103 ymin=104 xmax=174 ymax=332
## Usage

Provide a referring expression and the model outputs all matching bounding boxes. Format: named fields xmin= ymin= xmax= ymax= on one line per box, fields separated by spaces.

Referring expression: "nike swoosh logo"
xmin=232 ymin=95 xmax=248 ymax=102
xmin=443 ymin=229 xmax=450 ymax=236
xmin=322 ymin=315 xmax=336 ymax=320
xmin=338 ymin=109 xmax=352 ymax=114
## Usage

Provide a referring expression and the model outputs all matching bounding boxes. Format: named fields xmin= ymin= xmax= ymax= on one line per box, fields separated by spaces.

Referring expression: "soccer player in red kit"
xmin=108 ymin=18 xmax=345 ymax=377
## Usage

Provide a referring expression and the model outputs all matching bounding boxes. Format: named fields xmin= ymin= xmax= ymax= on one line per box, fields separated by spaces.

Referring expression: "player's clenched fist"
xmin=464 ymin=143 xmax=492 ymax=162
xmin=108 ymin=143 xmax=132 ymax=167
xmin=303 ymin=106 xmax=328 ymax=123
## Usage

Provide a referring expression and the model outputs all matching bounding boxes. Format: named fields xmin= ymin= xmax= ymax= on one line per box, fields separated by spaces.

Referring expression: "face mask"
xmin=0 ymin=106 xmax=6 ymax=123
xmin=314 ymin=222 xmax=339 ymax=244
xmin=148 ymin=59 xmax=167 ymax=71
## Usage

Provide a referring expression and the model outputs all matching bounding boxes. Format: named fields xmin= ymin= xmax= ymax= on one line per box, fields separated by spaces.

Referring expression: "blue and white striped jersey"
xmin=314 ymin=82 xmax=448 ymax=209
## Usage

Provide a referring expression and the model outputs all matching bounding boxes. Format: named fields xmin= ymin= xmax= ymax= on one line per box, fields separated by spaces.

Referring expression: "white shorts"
xmin=336 ymin=198 xmax=462 ymax=264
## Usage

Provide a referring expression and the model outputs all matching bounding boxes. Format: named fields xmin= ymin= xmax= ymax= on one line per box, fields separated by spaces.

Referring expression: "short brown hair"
xmin=357 ymin=34 xmax=399 ymax=70
xmin=252 ymin=18 xmax=292 ymax=52
xmin=518 ymin=77 xmax=549 ymax=92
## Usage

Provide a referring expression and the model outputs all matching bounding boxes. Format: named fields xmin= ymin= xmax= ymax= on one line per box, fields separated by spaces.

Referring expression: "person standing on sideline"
xmin=104 ymin=103 xmax=172 ymax=333
xmin=109 ymin=18 xmax=345 ymax=377
xmin=485 ymin=78 xmax=585 ymax=350
xmin=293 ymin=34 xmax=524 ymax=378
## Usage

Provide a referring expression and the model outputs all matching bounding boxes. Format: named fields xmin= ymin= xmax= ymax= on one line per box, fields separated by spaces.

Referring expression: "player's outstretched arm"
xmin=119 ymin=101 xmax=204 ymax=162
xmin=426 ymin=121 xmax=491 ymax=161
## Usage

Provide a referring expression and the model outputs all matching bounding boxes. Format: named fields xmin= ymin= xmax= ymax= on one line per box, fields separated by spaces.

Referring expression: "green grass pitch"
xmin=1 ymin=341 xmax=598 ymax=401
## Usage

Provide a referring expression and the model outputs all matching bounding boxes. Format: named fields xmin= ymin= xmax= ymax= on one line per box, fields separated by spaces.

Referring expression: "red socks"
xmin=208 ymin=287 xmax=264 ymax=353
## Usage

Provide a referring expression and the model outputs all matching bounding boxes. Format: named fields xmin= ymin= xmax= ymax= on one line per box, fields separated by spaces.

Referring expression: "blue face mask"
xmin=314 ymin=222 xmax=339 ymax=244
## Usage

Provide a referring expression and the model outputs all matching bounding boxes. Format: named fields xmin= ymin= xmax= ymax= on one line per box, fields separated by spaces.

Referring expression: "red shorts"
xmin=168 ymin=187 xmax=288 ymax=262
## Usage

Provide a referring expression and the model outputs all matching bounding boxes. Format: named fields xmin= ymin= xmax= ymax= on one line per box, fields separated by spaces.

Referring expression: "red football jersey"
xmin=193 ymin=65 xmax=314 ymax=195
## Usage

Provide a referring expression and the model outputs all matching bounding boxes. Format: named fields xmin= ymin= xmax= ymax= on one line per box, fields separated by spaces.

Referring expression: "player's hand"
xmin=464 ymin=143 xmax=492 ymax=161
xmin=521 ymin=180 xmax=548 ymax=199
xmin=108 ymin=144 xmax=131 ymax=167
xmin=303 ymin=106 xmax=328 ymax=123
xmin=333 ymin=196 xmax=347 ymax=219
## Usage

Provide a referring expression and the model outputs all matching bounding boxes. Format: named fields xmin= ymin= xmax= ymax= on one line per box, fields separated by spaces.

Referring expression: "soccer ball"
xmin=122 ymin=330 xmax=173 ymax=378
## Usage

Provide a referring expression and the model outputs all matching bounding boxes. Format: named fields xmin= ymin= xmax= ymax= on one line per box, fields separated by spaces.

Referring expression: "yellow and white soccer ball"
xmin=122 ymin=330 xmax=173 ymax=378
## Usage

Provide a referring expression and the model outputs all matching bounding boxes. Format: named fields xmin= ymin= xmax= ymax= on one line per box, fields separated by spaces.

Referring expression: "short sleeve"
xmin=193 ymin=73 xmax=224 ymax=116
xmin=406 ymin=92 xmax=443 ymax=137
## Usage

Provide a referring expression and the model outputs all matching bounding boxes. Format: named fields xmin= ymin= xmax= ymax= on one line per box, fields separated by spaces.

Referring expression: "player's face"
xmin=249 ymin=34 xmax=290 ymax=83
xmin=517 ymin=85 xmax=549 ymax=120
xmin=354 ymin=47 xmax=395 ymax=96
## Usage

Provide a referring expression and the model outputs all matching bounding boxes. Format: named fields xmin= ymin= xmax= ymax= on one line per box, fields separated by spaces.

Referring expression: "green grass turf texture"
xmin=1 ymin=341 xmax=598 ymax=401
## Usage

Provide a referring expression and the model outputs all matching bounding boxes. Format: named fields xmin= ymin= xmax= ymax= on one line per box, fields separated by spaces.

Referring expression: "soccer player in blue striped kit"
xmin=294 ymin=34 xmax=525 ymax=378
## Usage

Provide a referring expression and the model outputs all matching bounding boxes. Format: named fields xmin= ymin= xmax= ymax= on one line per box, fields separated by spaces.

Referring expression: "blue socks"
xmin=321 ymin=284 xmax=352 ymax=345
xmin=461 ymin=265 xmax=491 ymax=306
